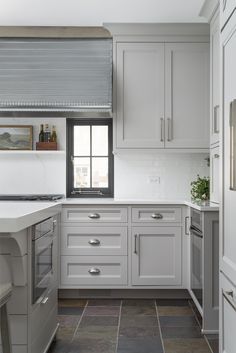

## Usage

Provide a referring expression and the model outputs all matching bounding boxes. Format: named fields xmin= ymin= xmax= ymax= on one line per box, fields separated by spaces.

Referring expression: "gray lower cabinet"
xmin=60 ymin=205 xmax=183 ymax=288
xmin=131 ymin=226 xmax=182 ymax=286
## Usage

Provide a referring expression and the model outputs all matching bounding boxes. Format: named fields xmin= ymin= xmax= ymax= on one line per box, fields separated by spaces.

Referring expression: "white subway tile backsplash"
xmin=114 ymin=152 xmax=209 ymax=200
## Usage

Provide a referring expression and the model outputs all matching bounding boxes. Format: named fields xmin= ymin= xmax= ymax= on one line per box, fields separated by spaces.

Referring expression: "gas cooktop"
xmin=0 ymin=194 xmax=64 ymax=201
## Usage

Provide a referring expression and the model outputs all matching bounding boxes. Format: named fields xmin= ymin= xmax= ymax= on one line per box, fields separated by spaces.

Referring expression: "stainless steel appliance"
xmin=190 ymin=209 xmax=203 ymax=309
xmin=189 ymin=207 xmax=219 ymax=333
xmin=32 ymin=217 xmax=57 ymax=304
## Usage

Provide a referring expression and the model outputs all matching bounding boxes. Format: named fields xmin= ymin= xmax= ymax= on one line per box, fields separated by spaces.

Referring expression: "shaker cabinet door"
xmin=165 ymin=43 xmax=210 ymax=148
xmin=116 ymin=42 xmax=165 ymax=148
xmin=131 ymin=226 xmax=182 ymax=286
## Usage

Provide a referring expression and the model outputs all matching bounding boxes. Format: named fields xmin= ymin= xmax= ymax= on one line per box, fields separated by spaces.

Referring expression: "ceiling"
xmin=0 ymin=0 xmax=206 ymax=26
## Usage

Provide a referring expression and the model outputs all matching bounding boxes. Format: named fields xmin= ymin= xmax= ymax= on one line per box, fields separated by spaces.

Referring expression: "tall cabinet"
xmin=106 ymin=24 xmax=210 ymax=151
xmin=220 ymin=1 xmax=236 ymax=353
xmin=201 ymin=1 xmax=220 ymax=204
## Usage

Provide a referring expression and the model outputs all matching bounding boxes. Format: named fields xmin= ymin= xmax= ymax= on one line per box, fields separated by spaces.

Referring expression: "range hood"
xmin=0 ymin=27 xmax=112 ymax=114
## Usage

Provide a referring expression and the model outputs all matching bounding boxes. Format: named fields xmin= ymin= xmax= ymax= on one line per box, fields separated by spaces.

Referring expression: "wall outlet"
xmin=148 ymin=175 xmax=160 ymax=184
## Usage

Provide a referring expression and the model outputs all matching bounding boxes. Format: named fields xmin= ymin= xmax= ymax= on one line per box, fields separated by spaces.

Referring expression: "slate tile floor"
xmin=49 ymin=298 xmax=219 ymax=353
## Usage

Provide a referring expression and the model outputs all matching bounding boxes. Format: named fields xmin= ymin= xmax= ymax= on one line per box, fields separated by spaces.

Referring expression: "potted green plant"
xmin=190 ymin=175 xmax=210 ymax=202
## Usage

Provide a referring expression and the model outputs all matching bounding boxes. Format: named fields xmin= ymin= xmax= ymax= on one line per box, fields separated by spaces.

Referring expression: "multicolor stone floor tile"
xmin=48 ymin=298 xmax=218 ymax=353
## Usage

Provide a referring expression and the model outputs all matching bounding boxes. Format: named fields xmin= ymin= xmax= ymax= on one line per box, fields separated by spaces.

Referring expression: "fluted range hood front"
xmin=0 ymin=27 xmax=112 ymax=114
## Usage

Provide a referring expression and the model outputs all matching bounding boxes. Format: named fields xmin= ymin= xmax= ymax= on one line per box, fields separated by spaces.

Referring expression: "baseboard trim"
xmin=58 ymin=288 xmax=190 ymax=299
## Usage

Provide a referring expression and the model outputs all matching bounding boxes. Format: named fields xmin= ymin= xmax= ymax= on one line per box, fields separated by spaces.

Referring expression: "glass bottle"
xmin=50 ymin=125 xmax=57 ymax=143
xmin=39 ymin=124 xmax=44 ymax=142
xmin=44 ymin=124 xmax=51 ymax=142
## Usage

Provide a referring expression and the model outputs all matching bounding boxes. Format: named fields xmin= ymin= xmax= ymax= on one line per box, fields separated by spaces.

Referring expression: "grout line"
xmin=155 ymin=300 xmax=166 ymax=353
xmin=188 ymin=300 xmax=215 ymax=353
xmin=115 ymin=299 xmax=122 ymax=353
xmin=204 ymin=337 xmax=215 ymax=353
xmin=71 ymin=299 xmax=89 ymax=341
xmin=188 ymin=300 xmax=202 ymax=328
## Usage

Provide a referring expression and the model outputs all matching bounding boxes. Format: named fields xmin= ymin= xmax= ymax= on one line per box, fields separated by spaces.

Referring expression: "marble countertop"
xmin=0 ymin=201 xmax=62 ymax=233
xmin=62 ymin=198 xmax=219 ymax=211
xmin=0 ymin=198 xmax=219 ymax=233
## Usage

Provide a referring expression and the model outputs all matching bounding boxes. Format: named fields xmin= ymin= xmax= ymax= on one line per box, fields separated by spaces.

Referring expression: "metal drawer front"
xmin=62 ymin=207 xmax=128 ymax=223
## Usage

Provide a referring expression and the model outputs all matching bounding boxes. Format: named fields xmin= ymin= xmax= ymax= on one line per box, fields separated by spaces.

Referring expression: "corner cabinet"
xmin=113 ymin=27 xmax=210 ymax=150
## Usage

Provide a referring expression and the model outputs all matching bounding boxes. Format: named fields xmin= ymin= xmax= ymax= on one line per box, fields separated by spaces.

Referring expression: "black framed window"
xmin=67 ymin=119 xmax=114 ymax=198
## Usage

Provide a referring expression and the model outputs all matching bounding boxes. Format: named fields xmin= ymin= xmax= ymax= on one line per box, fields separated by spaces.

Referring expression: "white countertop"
xmin=62 ymin=198 xmax=219 ymax=211
xmin=0 ymin=198 xmax=219 ymax=233
xmin=0 ymin=201 xmax=62 ymax=233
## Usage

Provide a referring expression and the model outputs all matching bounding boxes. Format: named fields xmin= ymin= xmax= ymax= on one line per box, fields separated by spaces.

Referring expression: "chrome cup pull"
xmin=88 ymin=268 xmax=101 ymax=275
xmin=151 ymin=213 xmax=163 ymax=220
xmin=88 ymin=239 xmax=101 ymax=246
xmin=88 ymin=213 xmax=100 ymax=219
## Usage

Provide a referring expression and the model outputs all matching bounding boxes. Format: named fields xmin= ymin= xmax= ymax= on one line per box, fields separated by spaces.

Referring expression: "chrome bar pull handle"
xmin=223 ymin=290 xmax=236 ymax=312
xmin=41 ymin=297 xmax=49 ymax=305
xmin=230 ymin=100 xmax=236 ymax=190
xmin=88 ymin=239 xmax=101 ymax=246
xmin=160 ymin=118 xmax=164 ymax=142
xmin=213 ymin=105 xmax=220 ymax=133
xmin=88 ymin=213 xmax=100 ymax=219
xmin=151 ymin=213 xmax=163 ymax=220
xmin=185 ymin=216 xmax=189 ymax=235
xmin=52 ymin=219 xmax=57 ymax=232
xmin=88 ymin=268 xmax=101 ymax=275
xmin=167 ymin=118 xmax=172 ymax=142
xmin=134 ymin=234 xmax=138 ymax=254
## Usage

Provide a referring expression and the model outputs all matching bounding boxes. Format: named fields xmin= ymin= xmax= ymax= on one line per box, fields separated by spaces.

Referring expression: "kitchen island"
xmin=0 ymin=201 xmax=61 ymax=353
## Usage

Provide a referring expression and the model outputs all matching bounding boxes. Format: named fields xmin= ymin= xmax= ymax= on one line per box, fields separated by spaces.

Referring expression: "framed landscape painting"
xmin=0 ymin=125 xmax=33 ymax=150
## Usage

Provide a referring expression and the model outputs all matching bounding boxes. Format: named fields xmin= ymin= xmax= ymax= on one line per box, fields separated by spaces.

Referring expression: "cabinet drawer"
xmin=61 ymin=226 xmax=128 ymax=255
xmin=221 ymin=0 xmax=236 ymax=29
xmin=61 ymin=256 xmax=127 ymax=286
xmin=132 ymin=207 xmax=181 ymax=223
xmin=62 ymin=207 xmax=128 ymax=223
xmin=220 ymin=272 xmax=236 ymax=352
xmin=31 ymin=287 xmax=57 ymax=340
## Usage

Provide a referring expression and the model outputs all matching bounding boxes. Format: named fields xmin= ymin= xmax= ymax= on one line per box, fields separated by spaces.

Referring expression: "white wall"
xmin=114 ymin=152 xmax=209 ymax=200
xmin=0 ymin=117 xmax=66 ymax=195
xmin=0 ymin=117 xmax=209 ymax=199
xmin=0 ymin=0 xmax=206 ymax=26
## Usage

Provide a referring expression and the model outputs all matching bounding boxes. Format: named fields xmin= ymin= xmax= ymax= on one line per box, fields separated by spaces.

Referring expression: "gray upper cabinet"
xmin=115 ymin=37 xmax=209 ymax=150
xmin=165 ymin=43 xmax=210 ymax=149
xmin=116 ymin=42 xmax=165 ymax=148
